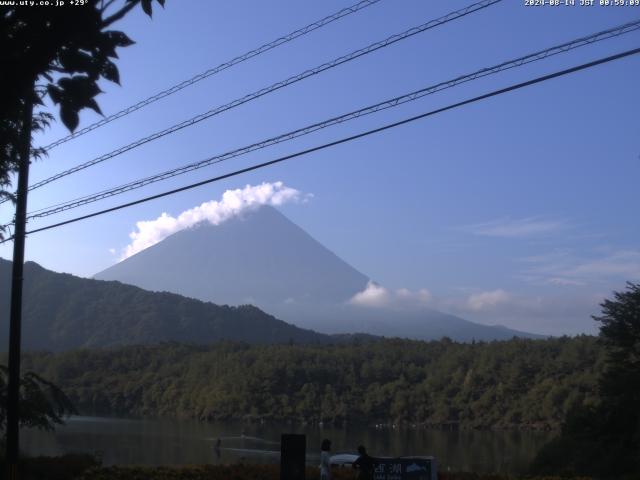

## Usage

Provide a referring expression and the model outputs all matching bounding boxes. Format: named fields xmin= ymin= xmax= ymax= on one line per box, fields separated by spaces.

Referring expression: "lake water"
xmin=20 ymin=416 xmax=554 ymax=474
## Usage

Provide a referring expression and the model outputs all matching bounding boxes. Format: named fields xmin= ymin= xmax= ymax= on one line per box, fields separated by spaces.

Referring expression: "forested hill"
xmin=19 ymin=336 xmax=603 ymax=429
xmin=0 ymin=258 xmax=330 ymax=350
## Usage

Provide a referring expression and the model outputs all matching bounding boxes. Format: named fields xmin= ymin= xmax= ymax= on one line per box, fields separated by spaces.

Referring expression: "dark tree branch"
xmin=101 ymin=0 xmax=140 ymax=28
xmin=100 ymin=0 xmax=119 ymax=15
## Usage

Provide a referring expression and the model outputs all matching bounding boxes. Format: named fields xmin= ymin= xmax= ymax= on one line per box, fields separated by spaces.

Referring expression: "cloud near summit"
xmin=121 ymin=182 xmax=305 ymax=259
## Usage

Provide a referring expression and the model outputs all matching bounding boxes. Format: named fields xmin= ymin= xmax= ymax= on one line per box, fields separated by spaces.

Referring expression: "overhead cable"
xmin=41 ymin=0 xmax=385 ymax=151
xmin=25 ymin=19 xmax=640 ymax=220
xmin=1 ymin=46 xmax=635 ymax=243
xmin=24 ymin=0 xmax=502 ymax=194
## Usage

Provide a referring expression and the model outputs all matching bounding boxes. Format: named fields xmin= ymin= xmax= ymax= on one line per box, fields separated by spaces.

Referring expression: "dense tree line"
xmin=16 ymin=336 xmax=602 ymax=430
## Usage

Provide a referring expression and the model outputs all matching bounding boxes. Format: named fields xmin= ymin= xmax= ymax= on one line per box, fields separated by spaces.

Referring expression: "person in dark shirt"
xmin=353 ymin=445 xmax=374 ymax=480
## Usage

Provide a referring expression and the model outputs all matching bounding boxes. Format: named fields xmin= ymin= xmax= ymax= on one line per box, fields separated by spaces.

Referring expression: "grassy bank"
xmin=0 ymin=454 xmax=99 ymax=480
xmin=76 ymin=465 xmax=592 ymax=480
xmin=1 ymin=455 xmax=595 ymax=480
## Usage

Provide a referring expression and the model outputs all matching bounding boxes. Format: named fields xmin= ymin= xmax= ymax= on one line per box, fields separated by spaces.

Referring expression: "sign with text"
xmin=372 ymin=457 xmax=436 ymax=480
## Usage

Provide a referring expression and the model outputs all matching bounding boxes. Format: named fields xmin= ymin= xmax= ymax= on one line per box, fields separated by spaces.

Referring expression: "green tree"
xmin=532 ymin=283 xmax=640 ymax=478
xmin=0 ymin=365 xmax=76 ymax=434
xmin=0 ymin=0 xmax=165 ymax=236
xmin=597 ymin=282 xmax=640 ymax=412
xmin=592 ymin=282 xmax=640 ymax=476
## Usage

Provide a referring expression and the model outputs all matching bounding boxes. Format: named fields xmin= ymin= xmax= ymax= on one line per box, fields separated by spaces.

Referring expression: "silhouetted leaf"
xmin=141 ymin=0 xmax=153 ymax=17
xmin=104 ymin=30 xmax=135 ymax=47
xmin=58 ymin=75 xmax=102 ymax=101
xmin=86 ymin=98 xmax=103 ymax=116
xmin=47 ymin=85 xmax=64 ymax=104
xmin=101 ymin=60 xmax=120 ymax=84
xmin=33 ymin=93 xmax=45 ymax=107
xmin=58 ymin=49 xmax=97 ymax=76
xmin=59 ymin=105 xmax=79 ymax=132
xmin=98 ymin=32 xmax=119 ymax=58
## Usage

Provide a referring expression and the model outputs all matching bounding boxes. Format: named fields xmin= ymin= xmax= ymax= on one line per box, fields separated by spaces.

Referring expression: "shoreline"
xmin=64 ymin=413 xmax=561 ymax=432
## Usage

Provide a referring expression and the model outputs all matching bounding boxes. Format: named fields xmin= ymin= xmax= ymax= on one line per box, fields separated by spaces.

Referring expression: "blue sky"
xmin=1 ymin=0 xmax=639 ymax=335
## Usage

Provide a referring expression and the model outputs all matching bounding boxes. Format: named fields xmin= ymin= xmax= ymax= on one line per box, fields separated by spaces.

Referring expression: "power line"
xmin=2 ymin=46 xmax=636 ymax=244
xmin=24 ymin=19 xmax=640 ymax=220
xmin=23 ymin=0 xmax=502 ymax=194
xmin=40 ymin=0 xmax=385 ymax=152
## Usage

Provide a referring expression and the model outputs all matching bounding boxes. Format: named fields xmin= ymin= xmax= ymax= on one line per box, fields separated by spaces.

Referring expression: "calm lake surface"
xmin=21 ymin=416 xmax=554 ymax=474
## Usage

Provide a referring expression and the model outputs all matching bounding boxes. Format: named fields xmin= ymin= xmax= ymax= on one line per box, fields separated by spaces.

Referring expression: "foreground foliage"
xmin=0 ymin=0 xmax=164 ymax=239
xmin=532 ymin=283 xmax=640 ymax=478
xmin=0 ymin=365 xmax=76 ymax=433
xmin=0 ymin=452 xmax=596 ymax=480
xmin=76 ymin=465 xmax=593 ymax=480
xmin=0 ymin=452 xmax=98 ymax=480
xmin=19 ymin=336 xmax=602 ymax=429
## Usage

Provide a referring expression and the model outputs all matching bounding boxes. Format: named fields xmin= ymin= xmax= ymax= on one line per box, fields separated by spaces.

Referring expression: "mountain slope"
xmin=325 ymin=306 xmax=543 ymax=341
xmin=95 ymin=206 xmax=542 ymax=341
xmin=96 ymin=205 xmax=369 ymax=307
xmin=0 ymin=258 xmax=330 ymax=351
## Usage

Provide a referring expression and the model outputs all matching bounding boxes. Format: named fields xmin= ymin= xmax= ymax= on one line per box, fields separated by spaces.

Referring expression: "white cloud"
xmin=565 ymin=250 xmax=640 ymax=278
xmin=121 ymin=181 xmax=304 ymax=259
xmin=108 ymin=248 xmax=116 ymax=255
xmin=397 ymin=287 xmax=432 ymax=304
xmin=349 ymin=282 xmax=431 ymax=309
xmin=349 ymin=281 xmax=391 ymax=308
xmin=521 ymin=249 xmax=640 ymax=286
xmin=347 ymin=284 xmax=600 ymax=335
xmin=463 ymin=217 xmax=565 ymax=238
xmin=547 ymin=277 xmax=585 ymax=286
xmin=433 ymin=288 xmax=604 ymax=335
xmin=467 ymin=289 xmax=510 ymax=311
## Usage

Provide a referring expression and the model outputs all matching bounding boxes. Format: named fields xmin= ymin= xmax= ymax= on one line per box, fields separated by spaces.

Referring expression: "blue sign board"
xmin=372 ymin=457 xmax=436 ymax=480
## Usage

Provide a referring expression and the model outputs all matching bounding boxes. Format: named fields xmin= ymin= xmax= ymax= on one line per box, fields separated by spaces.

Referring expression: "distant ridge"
xmin=95 ymin=205 xmax=542 ymax=341
xmin=0 ymin=258 xmax=331 ymax=351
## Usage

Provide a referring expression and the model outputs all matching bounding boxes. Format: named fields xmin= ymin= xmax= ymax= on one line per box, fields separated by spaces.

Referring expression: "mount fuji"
xmin=95 ymin=206 xmax=540 ymax=341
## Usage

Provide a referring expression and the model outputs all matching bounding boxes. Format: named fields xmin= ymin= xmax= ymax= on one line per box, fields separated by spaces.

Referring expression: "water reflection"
xmin=20 ymin=416 xmax=553 ymax=473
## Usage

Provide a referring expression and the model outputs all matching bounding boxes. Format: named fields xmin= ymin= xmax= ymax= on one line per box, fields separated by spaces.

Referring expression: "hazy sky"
xmin=1 ymin=0 xmax=638 ymax=335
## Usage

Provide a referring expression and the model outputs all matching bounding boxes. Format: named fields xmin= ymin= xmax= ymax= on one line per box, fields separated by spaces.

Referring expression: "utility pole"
xmin=6 ymin=82 xmax=35 ymax=480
